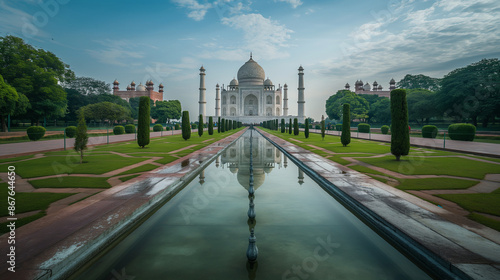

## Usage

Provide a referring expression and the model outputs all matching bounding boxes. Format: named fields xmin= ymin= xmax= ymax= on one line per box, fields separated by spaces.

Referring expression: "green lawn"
xmin=468 ymin=213 xmax=500 ymax=232
xmin=28 ymin=176 xmax=112 ymax=189
xmin=0 ymin=190 xmax=75 ymax=216
xmin=356 ymin=156 xmax=500 ymax=179
xmin=118 ymin=164 xmax=159 ymax=176
xmin=119 ymin=174 xmax=141 ymax=182
xmin=349 ymin=164 xmax=391 ymax=177
xmin=0 ymin=212 xmax=46 ymax=234
xmin=437 ymin=190 xmax=500 ymax=217
xmin=0 ymin=154 xmax=148 ymax=178
xmin=396 ymin=178 xmax=479 ymax=190
xmin=0 ymin=154 xmax=34 ymax=163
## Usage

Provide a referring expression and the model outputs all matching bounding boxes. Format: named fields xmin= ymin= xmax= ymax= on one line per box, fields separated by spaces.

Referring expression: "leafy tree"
xmin=326 ymin=90 xmax=369 ymax=121
xmin=137 ymin=96 xmax=150 ymax=148
xmin=390 ymin=89 xmax=410 ymax=161
xmin=437 ymin=58 xmax=500 ymax=127
xmin=281 ymin=119 xmax=285 ymax=133
xmin=0 ymin=74 xmax=29 ymax=131
xmin=369 ymin=98 xmax=391 ymax=123
xmin=397 ymin=74 xmax=441 ymax=92
xmin=151 ymin=100 xmax=182 ymax=123
xmin=341 ymin=103 xmax=351 ymax=146
xmin=304 ymin=118 xmax=309 ymax=138
xmin=62 ymin=76 xmax=111 ymax=96
xmin=406 ymin=89 xmax=436 ymax=124
xmin=198 ymin=114 xmax=203 ymax=137
xmin=78 ymin=102 xmax=131 ymax=124
xmin=182 ymin=111 xmax=191 ymax=140
xmin=0 ymin=36 xmax=74 ymax=125
xmin=74 ymin=112 xmax=88 ymax=164
xmin=208 ymin=116 xmax=214 ymax=135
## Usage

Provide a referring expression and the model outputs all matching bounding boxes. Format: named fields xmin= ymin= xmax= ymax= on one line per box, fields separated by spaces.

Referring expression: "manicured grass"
xmin=0 ymin=191 xmax=75 ymax=216
xmin=396 ymin=178 xmax=478 ymax=190
xmin=0 ymin=132 xmax=108 ymax=144
xmin=118 ymin=174 xmax=141 ymax=182
xmin=69 ymin=192 xmax=102 ymax=205
xmin=468 ymin=213 xmax=500 ymax=232
xmin=28 ymin=177 xmax=112 ymax=189
xmin=0 ymin=212 xmax=46 ymax=234
xmin=349 ymin=164 xmax=390 ymax=177
xmin=0 ymin=154 xmax=147 ymax=178
xmin=118 ymin=164 xmax=159 ymax=175
xmin=436 ymin=192 xmax=500 ymax=217
xmin=154 ymin=155 xmax=180 ymax=165
xmin=356 ymin=156 xmax=499 ymax=179
xmin=0 ymin=154 xmax=34 ymax=163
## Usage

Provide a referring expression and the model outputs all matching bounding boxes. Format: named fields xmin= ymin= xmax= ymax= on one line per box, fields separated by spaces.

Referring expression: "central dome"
xmin=237 ymin=56 xmax=265 ymax=86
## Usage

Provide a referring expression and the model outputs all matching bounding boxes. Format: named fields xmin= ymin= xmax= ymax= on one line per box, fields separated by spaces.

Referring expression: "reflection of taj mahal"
xmin=198 ymin=54 xmax=306 ymax=124
xmin=217 ymin=132 xmax=283 ymax=190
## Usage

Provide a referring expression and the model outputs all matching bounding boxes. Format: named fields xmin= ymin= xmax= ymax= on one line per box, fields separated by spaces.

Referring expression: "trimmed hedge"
xmin=390 ymin=89 xmax=410 ymax=161
xmin=448 ymin=123 xmax=476 ymax=141
xmin=341 ymin=103 xmax=351 ymax=147
xmin=125 ymin=124 xmax=136 ymax=134
xmin=357 ymin=123 xmax=370 ymax=133
xmin=293 ymin=118 xmax=299 ymax=136
xmin=113 ymin=126 xmax=125 ymax=135
xmin=181 ymin=111 xmax=191 ymax=140
xmin=422 ymin=125 xmax=438 ymax=138
xmin=137 ymin=96 xmax=150 ymax=148
xmin=27 ymin=126 xmax=46 ymax=141
xmin=304 ymin=119 xmax=310 ymax=138
xmin=65 ymin=126 xmax=77 ymax=138
xmin=381 ymin=125 xmax=390 ymax=135
xmin=208 ymin=116 xmax=214 ymax=135
xmin=153 ymin=124 xmax=163 ymax=132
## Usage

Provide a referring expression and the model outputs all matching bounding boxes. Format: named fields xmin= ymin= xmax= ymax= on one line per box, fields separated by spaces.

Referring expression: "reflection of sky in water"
xmin=76 ymin=130 xmax=431 ymax=280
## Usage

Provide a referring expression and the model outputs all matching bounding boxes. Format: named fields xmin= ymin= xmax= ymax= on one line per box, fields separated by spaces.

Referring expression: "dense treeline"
xmin=325 ymin=59 xmax=500 ymax=127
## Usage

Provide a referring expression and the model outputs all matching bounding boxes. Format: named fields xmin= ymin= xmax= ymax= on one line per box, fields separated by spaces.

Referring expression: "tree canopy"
xmin=62 ymin=76 xmax=111 ymax=96
xmin=325 ymin=90 xmax=369 ymax=121
xmin=397 ymin=74 xmax=441 ymax=92
xmin=151 ymin=100 xmax=182 ymax=123
xmin=406 ymin=89 xmax=437 ymax=124
xmin=0 ymin=35 xmax=74 ymax=124
xmin=0 ymin=74 xmax=29 ymax=131
xmin=77 ymin=101 xmax=131 ymax=123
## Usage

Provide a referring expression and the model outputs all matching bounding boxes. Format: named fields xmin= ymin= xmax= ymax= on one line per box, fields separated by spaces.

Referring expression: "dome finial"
xmin=250 ymin=52 xmax=252 ymax=59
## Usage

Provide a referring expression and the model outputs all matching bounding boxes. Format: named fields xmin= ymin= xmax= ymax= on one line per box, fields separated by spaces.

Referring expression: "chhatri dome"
xmin=237 ymin=54 xmax=266 ymax=86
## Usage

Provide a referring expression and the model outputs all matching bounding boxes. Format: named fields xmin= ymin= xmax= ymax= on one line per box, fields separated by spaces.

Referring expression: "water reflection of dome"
xmin=237 ymin=170 xmax=265 ymax=190
xmin=229 ymin=165 xmax=239 ymax=174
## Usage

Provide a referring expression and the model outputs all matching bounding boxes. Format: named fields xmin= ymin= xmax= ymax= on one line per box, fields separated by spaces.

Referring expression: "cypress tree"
xmin=74 ymin=112 xmax=88 ymax=164
xmin=221 ymin=118 xmax=225 ymax=132
xmin=390 ymin=89 xmax=410 ymax=161
xmin=181 ymin=110 xmax=191 ymax=140
xmin=225 ymin=119 xmax=229 ymax=131
xmin=198 ymin=114 xmax=203 ymax=137
xmin=137 ymin=96 xmax=150 ymax=148
xmin=289 ymin=118 xmax=292 ymax=134
xmin=217 ymin=117 xmax=221 ymax=133
xmin=341 ymin=103 xmax=351 ymax=147
xmin=321 ymin=120 xmax=326 ymax=140
xmin=304 ymin=118 xmax=309 ymax=138
xmin=293 ymin=118 xmax=299 ymax=136
xmin=208 ymin=116 xmax=214 ymax=135
xmin=281 ymin=119 xmax=285 ymax=133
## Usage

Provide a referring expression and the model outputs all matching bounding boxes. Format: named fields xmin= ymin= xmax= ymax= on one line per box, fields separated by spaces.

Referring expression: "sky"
xmin=1 ymin=0 xmax=499 ymax=121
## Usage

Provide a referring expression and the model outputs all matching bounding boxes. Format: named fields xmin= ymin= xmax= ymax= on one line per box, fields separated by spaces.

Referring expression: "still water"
xmin=75 ymin=129 xmax=431 ymax=280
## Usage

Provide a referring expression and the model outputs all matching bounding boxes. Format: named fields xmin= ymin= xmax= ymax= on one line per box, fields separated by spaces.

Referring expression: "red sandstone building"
xmin=112 ymin=80 xmax=163 ymax=103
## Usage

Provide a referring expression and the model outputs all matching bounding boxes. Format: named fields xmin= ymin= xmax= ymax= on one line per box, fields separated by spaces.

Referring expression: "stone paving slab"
xmin=0 ymin=129 xmax=246 ymax=280
xmin=259 ymin=129 xmax=500 ymax=280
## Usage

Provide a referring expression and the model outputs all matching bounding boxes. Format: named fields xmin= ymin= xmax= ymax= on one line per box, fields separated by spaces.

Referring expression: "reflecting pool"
xmin=74 ymin=129 xmax=431 ymax=280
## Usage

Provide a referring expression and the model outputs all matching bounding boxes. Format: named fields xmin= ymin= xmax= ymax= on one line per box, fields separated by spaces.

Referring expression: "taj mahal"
xmin=198 ymin=54 xmax=306 ymax=124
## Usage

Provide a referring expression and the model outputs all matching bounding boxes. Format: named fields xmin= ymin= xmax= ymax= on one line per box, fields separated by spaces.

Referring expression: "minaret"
xmin=283 ymin=83 xmax=288 ymax=116
xmin=199 ymin=66 xmax=206 ymax=121
xmin=215 ymin=83 xmax=221 ymax=117
xmin=297 ymin=66 xmax=305 ymax=118
xmin=113 ymin=79 xmax=119 ymax=92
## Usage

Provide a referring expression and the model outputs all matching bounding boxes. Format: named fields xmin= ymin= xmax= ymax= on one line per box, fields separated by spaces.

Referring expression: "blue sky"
xmin=1 ymin=0 xmax=499 ymax=121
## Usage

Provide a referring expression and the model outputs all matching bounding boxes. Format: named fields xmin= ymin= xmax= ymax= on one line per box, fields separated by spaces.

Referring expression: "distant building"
xmin=112 ymin=80 xmax=163 ymax=103
xmin=344 ymin=78 xmax=396 ymax=98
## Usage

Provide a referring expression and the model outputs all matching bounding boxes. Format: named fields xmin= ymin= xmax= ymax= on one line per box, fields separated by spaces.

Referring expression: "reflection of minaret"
xmin=284 ymin=156 xmax=288 ymax=168
xmin=199 ymin=66 xmax=206 ymax=121
xmin=215 ymin=84 xmax=221 ymax=117
xmin=298 ymin=169 xmax=304 ymax=185
xmin=199 ymin=170 xmax=205 ymax=185
xmin=283 ymin=84 xmax=288 ymax=116
xmin=215 ymin=156 xmax=220 ymax=168
xmin=297 ymin=66 xmax=305 ymax=118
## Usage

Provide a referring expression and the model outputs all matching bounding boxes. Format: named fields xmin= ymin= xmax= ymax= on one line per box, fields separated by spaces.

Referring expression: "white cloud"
xmin=275 ymin=0 xmax=303 ymax=9
xmin=0 ymin=0 xmax=50 ymax=39
xmin=319 ymin=0 xmax=500 ymax=78
xmin=172 ymin=0 xmax=212 ymax=21
xmin=86 ymin=40 xmax=144 ymax=67
xmin=220 ymin=13 xmax=293 ymax=59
